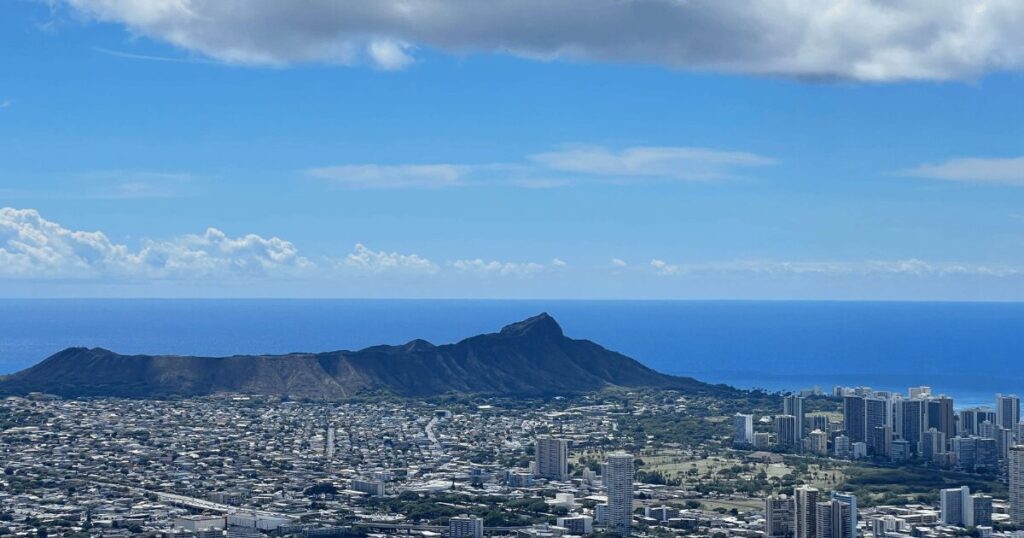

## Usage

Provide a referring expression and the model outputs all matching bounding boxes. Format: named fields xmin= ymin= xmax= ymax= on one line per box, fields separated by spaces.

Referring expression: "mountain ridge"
xmin=0 ymin=313 xmax=737 ymax=400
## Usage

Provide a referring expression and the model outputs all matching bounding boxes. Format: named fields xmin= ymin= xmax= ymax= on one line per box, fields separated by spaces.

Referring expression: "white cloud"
xmin=0 ymin=207 xmax=312 ymax=279
xmin=902 ymin=156 xmax=1024 ymax=186
xmin=58 ymin=0 xmax=1024 ymax=81
xmin=530 ymin=146 xmax=775 ymax=181
xmin=368 ymin=39 xmax=415 ymax=71
xmin=342 ymin=243 xmax=438 ymax=274
xmin=307 ymin=145 xmax=774 ymax=189
xmin=94 ymin=46 xmax=222 ymax=64
xmin=450 ymin=258 xmax=546 ymax=277
xmin=551 ymin=258 xmax=567 ymax=268
xmin=306 ymin=164 xmax=468 ymax=189
xmin=610 ymin=258 xmax=627 ymax=268
xmin=650 ymin=259 xmax=680 ymax=276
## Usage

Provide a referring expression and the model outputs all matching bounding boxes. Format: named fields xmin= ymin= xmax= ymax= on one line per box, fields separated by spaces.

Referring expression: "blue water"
xmin=1 ymin=299 xmax=1022 ymax=406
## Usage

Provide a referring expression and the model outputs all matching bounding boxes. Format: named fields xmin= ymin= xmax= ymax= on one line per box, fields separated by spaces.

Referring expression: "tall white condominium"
xmin=536 ymin=436 xmax=569 ymax=481
xmin=326 ymin=426 xmax=335 ymax=459
xmin=449 ymin=516 xmax=484 ymax=538
xmin=909 ymin=386 xmax=931 ymax=399
xmin=940 ymin=486 xmax=974 ymax=527
xmin=997 ymin=394 xmax=1021 ymax=432
xmin=734 ymin=413 xmax=754 ymax=445
xmin=815 ymin=499 xmax=853 ymax=538
xmin=785 ymin=395 xmax=806 ymax=441
xmin=794 ymin=485 xmax=819 ymax=538
xmin=605 ymin=452 xmax=634 ymax=536
xmin=1011 ymin=445 xmax=1024 ymax=525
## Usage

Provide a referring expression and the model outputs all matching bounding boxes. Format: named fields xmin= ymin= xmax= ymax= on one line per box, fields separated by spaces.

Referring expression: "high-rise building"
xmin=808 ymin=430 xmax=828 ymax=455
xmin=972 ymin=494 xmax=993 ymax=527
xmin=785 ymin=395 xmax=806 ymax=442
xmin=843 ymin=396 xmax=867 ymax=443
xmin=928 ymin=396 xmax=955 ymax=440
xmin=536 ymin=437 xmax=569 ymax=481
xmin=815 ymin=499 xmax=853 ymax=538
xmin=909 ymin=386 xmax=932 ymax=399
xmin=734 ymin=413 xmax=754 ymax=445
xmin=830 ymin=492 xmax=857 ymax=538
xmin=871 ymin=425 xmax=892 ymax=458
xmin=794 ymin=486 xmax=819 ymax=538
xmin=326 ymin=425 xmax=335 ymax=459
xmin=605 ymin=452 xmax=634 ymax=536
xmin=449 ymin=515 xmax=484 ymax=538
xmin=809 ymin=414 xmax=830 ymax=433
xmin=834 ymin=435 xmax=851 ymax=459
xmin=999 ymin=427 xmax=1015 ymax=461
xmin=997 ymin=395 xmax=1020 ymax=432
xmin=895 ymin=399 xmax=926 ymax=452
xmin=765 ymin=497 xmax=795 ymax=538
xmin=920 ymin=428 xmax=946 ymax=463
xmin=951 ymin=437 xmax=978 ymax=470
xmin=1009 ymin=445 xmax=1024 ymax=525
xmin=959 ymin=408 xmax=995 ymax=437
xmin=940 ymin=486 xmax=973 ymax=527
xmin=976 ymin=438 xmax=998 ymax=471
xmin=775 ymin=415 xmax=798 ymax=448
xmin=864 ymin=398 xmax=888 ymax=451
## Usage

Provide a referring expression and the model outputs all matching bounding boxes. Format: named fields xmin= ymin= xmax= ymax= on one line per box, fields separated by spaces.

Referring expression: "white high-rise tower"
xmin=605 ymin=452 xmax=634 ymax=536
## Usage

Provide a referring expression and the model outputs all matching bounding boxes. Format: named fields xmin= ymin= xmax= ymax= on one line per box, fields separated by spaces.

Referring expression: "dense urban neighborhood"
xmin=3 ymin=385 xmax=1024 ymax=538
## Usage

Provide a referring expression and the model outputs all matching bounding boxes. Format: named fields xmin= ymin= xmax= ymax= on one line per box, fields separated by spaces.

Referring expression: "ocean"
xmin=1 ymin=299 xmax=1022 ymax=407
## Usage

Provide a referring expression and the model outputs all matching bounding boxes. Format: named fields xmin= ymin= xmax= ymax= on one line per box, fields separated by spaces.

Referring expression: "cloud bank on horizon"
xmin=61 ymin=0 xmax=1024 ymax=81
xmin=2 ymin=207 xmax=1020 ymax=296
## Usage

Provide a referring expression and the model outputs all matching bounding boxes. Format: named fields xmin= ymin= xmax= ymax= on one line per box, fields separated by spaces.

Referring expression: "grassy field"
xmin=632 ymin=450 xmax=848 ymax=492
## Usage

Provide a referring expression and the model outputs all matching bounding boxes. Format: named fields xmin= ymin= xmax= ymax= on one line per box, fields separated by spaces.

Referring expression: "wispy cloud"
xmin=530 ymin=146 xmax=775 ymax=181
xmin=0 ymin=99 xmax=13 ymax=109
xmin=94 ymin=47 xmax=221 ymax=65
xmin=901 ymin=156 xmax=1024 ymax=186
xmin=307 ymin=145 xmax=775 ymax=189
xmin=646 ymin=258 xmax=1022 ymax=278
xmin=307 ymin=164 xmax=470 ymax=189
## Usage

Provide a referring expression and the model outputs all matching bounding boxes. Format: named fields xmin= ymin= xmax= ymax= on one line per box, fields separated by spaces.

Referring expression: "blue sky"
xmin=2 ymin=1 xmax=1023 ymax=299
